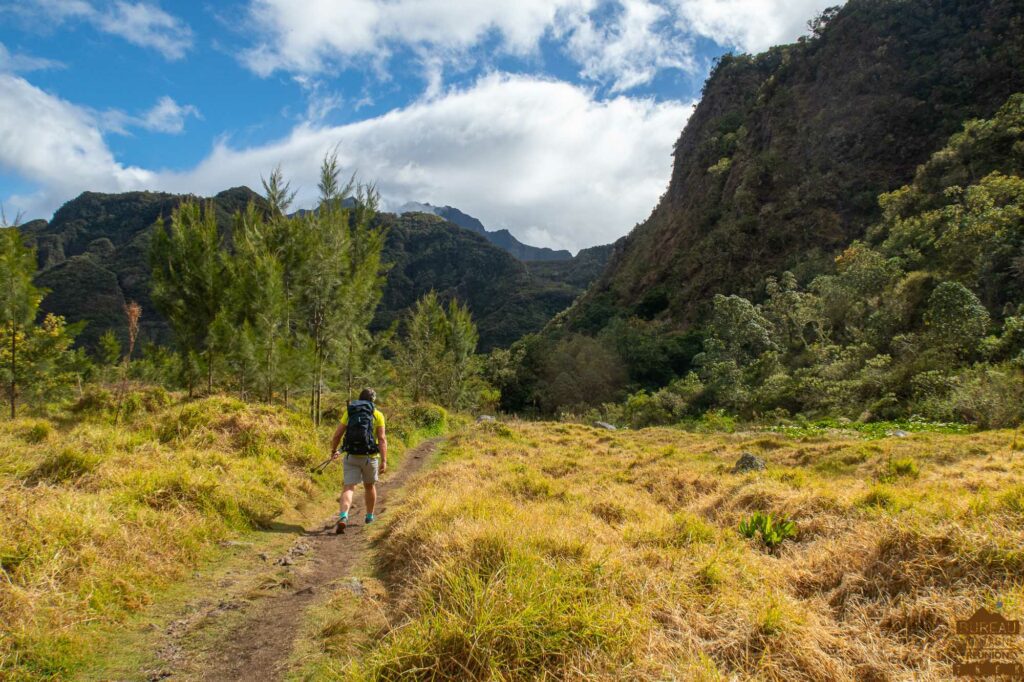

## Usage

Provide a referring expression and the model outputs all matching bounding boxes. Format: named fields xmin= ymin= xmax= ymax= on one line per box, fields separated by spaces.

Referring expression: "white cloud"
xmin=28 ymin=0 xmax=95 ymax=21
xmin=5 ymin=1 xmax=192 ymax=60
xmin=94 ymin=2 xmax=193 ymax=60
xmin=565 ymin=0 xmax=695 ymax=93
xmin=239 ymin=0 xmax=847 ymax=91
xmin=241 ymin=0 xmax=700 ymax=91
xmin=139 ymin=95 xmax=201 ymax=133
xmin=241 ymin=0 xmax=594 ymax=76
xmin=0 ymin=74 xmax=153 ymax=211
xmin=671 ymin=0 xmax=841 ymax=53
xmin=2 ymin=73 xmax=690 ymax=251
xmin=156 ymin=74 xmax=692 ymax=250
xmin=98 ymin=95 xmax=201 ymax=135
xmin=0 ymin=43 xmax=64 ymax=73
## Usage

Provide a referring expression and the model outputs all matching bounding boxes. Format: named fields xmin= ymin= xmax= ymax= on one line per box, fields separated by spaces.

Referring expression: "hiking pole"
xmin=310 ymin=453 xmax=339 ymax=475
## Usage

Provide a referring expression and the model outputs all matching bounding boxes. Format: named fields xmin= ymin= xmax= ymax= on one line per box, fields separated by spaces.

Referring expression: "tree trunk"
xmin=266 ymin=347 xmax=273 ymax=403
xmin=315 ymin=356 xmax=323 ymax=427
xmin=347 ymin=338 xmax=353 ymax=400
xmin=207 ymin=353 xmax=214 ymax=394
xmin=9 ymin=323 xmax=16 ymax=420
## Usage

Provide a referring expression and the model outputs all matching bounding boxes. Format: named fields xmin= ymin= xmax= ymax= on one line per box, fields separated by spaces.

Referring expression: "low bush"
xmin=408 ymin=403 xmax=448 ymax=434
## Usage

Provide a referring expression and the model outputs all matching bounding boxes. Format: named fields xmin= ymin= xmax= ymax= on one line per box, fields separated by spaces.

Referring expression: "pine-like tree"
xmin=0 ymin=227 xmax=44 ymax=418
xmin=294 ymin=153 xmax=386 ymax=424
xmin=150 ymin=201 xmax=229 ymax=396
xmin=393 ymin=292 xmax=482 ymax=408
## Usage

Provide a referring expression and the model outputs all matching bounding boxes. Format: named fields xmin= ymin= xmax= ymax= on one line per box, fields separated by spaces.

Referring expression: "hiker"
xmin=329 ymin=388 xmax=388 ymax=533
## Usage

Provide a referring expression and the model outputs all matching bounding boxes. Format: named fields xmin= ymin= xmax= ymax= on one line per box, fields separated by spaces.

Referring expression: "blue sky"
xmin=0 ymin=0 xmax=839 ymax=250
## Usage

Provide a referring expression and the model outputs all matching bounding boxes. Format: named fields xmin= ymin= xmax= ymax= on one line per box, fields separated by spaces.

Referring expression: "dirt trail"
xmin=146 ymin=439 xmax=439 ymax=682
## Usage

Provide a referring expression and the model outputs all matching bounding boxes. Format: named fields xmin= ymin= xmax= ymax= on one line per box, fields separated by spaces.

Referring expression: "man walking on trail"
xmin=329 ymin=388 xmax=387 ymax=534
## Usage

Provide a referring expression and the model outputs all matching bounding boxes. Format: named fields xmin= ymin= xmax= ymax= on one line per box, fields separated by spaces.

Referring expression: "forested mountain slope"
xmin=19 ymin=194 xmax=606 ymax=353
xmin=372 ymin=212 xmax=595 ymax=350
xmin=20 ymin=188 xmax=263 ymax=349
xmin=567 ymin=0 xmax=1024 ymax=334
xmin=500 ymin=0 xmax=1024 ymax=418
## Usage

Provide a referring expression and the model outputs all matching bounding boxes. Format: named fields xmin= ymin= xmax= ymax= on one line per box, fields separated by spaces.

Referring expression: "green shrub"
xmin=738 ymin=511 xmax=797 ymax=549
xmin=616 ymin=373 xmax=704 ymax=428
xmin=912 ymin=364 xmax=1024 ymax=428
xmin=408 ymin=404 xmax=448 ymax=434
xmin=692 ymin=409 xmax=737 ymax=433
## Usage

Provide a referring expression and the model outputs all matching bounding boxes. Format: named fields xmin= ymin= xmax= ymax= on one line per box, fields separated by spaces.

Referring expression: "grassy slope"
xmin=0 ymin=393 xmax=449 ymax=681
xmin=300 ymin=421 xmax=1024 ymax=680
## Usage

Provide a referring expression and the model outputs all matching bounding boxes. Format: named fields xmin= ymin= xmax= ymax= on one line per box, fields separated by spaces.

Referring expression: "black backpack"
xmin=342 ymin=400 xmax=379 ymax=455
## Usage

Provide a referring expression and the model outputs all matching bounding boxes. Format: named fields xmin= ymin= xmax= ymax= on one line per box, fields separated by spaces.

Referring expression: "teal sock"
xmin=338 ymin=511 xmax=348 ymax=519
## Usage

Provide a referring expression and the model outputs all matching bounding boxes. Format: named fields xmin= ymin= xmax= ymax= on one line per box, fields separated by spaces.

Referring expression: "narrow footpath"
xmin=144 ymin=438 xmax=440 ymax=682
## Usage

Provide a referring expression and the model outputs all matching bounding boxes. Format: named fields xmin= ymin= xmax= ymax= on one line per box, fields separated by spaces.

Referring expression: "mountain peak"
xmin=397 ymin=202 xmax=571 ymax=261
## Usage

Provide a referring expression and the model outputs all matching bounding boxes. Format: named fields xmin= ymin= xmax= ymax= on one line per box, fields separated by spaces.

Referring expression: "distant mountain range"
xmin=18 ymin=189 xmax=610 ymax=352
xmin=397 ymin=202 xmax=572 ymax=262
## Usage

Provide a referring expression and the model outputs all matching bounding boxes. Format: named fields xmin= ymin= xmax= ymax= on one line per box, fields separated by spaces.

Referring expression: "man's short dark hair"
xmin=359 ymin=388 xmax=377 ymax=402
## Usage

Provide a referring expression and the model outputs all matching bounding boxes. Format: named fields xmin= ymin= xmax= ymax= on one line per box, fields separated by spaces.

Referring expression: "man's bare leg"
xmin=364 ymin=482 xmax=377 ymax=516
xmin=340 ymin=484 xmax=357 ymax=515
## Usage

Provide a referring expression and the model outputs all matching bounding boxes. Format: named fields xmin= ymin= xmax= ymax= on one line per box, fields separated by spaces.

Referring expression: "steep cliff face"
xmin=570 ymin=0 xmax=1024 ymax=333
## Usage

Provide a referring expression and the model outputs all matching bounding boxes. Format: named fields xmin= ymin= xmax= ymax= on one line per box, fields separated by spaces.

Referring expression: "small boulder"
xmin=887 ymin=429 xmax=909 ymax=438
xmin=593 ymin=421 xmax=617 ymax=431
xmin=732 ymin=452 xmax=766 ymax=473
xmin=476 ymin=415 xmax=496 ymax=423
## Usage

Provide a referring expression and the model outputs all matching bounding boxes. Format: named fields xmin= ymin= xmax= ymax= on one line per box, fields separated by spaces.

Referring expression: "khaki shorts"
xmin=343 ymin=455 xmax=379 ymax=486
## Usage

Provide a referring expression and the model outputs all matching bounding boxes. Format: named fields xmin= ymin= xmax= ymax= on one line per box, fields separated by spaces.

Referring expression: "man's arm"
xmin=330 ymin=423 xmax=346 ymax=457
xmin=377 ymin=425 xmax=387 ymax=473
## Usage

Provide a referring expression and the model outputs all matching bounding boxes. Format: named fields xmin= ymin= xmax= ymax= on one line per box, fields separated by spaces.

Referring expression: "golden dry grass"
xmin=304 ymin=420 xmax=1024 ymax=680
xmin=0 ymin=395 xmax=329 ymax=680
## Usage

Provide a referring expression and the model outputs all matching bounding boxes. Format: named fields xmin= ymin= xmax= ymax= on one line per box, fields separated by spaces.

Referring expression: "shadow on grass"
xmin=259 ymin=521 xmax=322 ymax=535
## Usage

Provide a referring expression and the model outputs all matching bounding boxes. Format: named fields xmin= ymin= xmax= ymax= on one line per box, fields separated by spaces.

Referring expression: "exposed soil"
xmin=144 ymin=439 xmax=439 ymax=682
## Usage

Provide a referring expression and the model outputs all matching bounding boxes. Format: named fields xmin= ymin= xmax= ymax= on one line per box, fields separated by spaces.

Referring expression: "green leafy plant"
xmin=738 ymin=511 xmax=797 ymax=550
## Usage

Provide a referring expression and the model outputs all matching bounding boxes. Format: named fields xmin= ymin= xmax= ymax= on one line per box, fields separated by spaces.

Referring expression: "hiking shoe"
xmin=335 ymin=513 xmax=348 ymax=534
xmin=364 ymin=513 xmax=374 ymax=524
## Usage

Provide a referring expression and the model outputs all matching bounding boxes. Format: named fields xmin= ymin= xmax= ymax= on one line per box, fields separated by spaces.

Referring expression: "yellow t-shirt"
xmin=341 ymin=406 xmax=386 ymax=431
